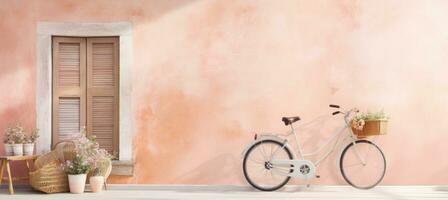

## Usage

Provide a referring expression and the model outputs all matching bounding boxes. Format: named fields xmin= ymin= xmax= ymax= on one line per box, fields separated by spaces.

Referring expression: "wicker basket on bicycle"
xmin=351 ymin=120 xmax=388 ymax=138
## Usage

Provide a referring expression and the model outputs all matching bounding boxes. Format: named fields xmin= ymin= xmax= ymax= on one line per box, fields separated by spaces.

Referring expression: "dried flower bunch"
xmin=12 ymin=124 xmax=26 ymax=144
xmin=351 ymin=119 xmax=365 ymax=131
xmin=3 ymin=123 xmax=27 ymax=144
xmin=351 ymin=110 xmax=389 ymax=130
xmin=3 ymin=127 xmax=15 ymax=144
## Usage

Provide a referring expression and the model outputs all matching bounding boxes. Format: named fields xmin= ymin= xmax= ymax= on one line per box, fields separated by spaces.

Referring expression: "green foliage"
xmin=28 ymin=128 xmax=39 ymax=143
xmin=352 ymin=110 xmax=389 ymax=122
xmin=64 ymin=155 xmax=91 ymax=175
xmin=91 ymin=159 xmax=110 ymax=176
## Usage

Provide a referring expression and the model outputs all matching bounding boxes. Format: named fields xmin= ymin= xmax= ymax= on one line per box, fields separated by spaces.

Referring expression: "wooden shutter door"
xmin=52 ymin=37 xmax=87 ymax=145
xmin=86 ymin=37 xmax=119 ymax=155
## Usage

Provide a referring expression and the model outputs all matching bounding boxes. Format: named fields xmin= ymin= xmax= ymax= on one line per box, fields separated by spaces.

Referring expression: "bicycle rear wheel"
xmin=243 ymin=140 xmax=293 ymax=191
xmin=340 ymin=140 xmax=386 ymax=189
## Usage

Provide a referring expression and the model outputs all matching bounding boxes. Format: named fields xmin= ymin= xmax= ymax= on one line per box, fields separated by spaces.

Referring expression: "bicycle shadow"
xmin=171 ymin=153 xmax=245 ymax=186
xmin=168 ymin=153 xmax=317 ymax=193
xmin=165 ymin=114 xmax=361 ymax=193
xmin=285 ymin=114 xmax=349 ymax=185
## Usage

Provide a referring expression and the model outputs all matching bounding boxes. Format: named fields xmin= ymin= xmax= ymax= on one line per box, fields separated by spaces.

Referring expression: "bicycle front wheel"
xmin=340 ymin=140 xmax=386 ymax=189
xmin=243 ymin=140 xmax=293 ymax=191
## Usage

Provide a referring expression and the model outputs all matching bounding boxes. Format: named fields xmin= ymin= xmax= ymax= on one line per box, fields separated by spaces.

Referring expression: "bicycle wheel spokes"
xmin=340 ymin=140 xmax=386 ymax=189
xmin=243 ymin=140 xmax=293 ymax=191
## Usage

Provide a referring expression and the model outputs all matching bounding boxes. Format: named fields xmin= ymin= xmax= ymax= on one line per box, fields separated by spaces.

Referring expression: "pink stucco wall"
xmin=1 ymin=0 xmax=448 ymax=185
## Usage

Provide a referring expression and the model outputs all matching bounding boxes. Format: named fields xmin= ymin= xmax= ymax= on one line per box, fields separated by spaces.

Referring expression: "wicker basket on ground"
xmin=29 ymin=140 xmax=112 ymax=193
xmin=29 ymin=141 xmax=76 ymax=193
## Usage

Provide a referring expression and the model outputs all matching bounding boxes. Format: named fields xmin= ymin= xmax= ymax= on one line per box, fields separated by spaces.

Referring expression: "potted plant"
xmin=64 ymin=155 xmax=91 ymax=194
xmin=3 ymin=127 xmax=14 ymax=156
xmin=74 ymin=133 xmax=112 ymax=193
xmin=24 ymin=128 xmax=39 ymax=155
xmin=89 ymin=146 xmax=112 ymax=193
xmin=11 ymin=124 xmax=26 ymax=156
xmin=89 ymin=167 xmax=106 ymax=193
xmin=351 ymin=110 xmax=389 ymax=138
xmin=69 ymin=130 xmax=112 ymax=193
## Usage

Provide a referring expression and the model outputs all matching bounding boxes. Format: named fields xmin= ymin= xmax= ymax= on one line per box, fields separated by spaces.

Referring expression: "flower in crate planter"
xmin=63 ymin=155 xmax=91 ymax=194
xmin=351 ymin=110 xmax=389 ymax=138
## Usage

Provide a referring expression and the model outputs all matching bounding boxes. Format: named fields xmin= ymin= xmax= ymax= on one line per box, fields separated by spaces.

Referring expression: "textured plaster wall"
xmin=1 ymin=0 xmax=448 ymax=185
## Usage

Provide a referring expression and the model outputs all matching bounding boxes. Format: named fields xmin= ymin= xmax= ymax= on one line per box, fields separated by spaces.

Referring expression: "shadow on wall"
xmin=173 ymin=153 xmax=245 ymax=184
xmin=0 ymin=103 xmax=35 ymax=152
xmin=0 ymin=102 xmax=35 ymax=180
xmin=31 ymin=0 xmax=201 ymax=23
xmin=130 ymin=0 xmax=200 ymax=22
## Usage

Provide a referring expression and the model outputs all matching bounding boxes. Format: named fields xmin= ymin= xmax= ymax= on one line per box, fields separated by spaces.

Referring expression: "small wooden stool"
xmin=0 ymin=155 xmax=38 ymax=195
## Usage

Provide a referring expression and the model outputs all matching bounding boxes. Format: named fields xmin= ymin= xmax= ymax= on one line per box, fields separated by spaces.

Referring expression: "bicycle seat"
xmin=282 ymin=116 xmax=300 ymax=126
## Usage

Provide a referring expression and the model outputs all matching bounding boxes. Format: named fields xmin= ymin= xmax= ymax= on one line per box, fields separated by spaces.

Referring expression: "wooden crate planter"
xmin=351 ymin=120 xmax=388 ymax=138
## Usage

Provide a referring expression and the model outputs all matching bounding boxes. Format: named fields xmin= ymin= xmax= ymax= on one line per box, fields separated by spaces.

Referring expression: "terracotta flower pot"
xmin=23 ymin=143 xmax=35 ymax=155
xmin=89 ymin=176 xmax=104 ymax=193
xmin=3 ymin=144 xmax=14 ymax=156
xmin=68 ymin=174 xmax=87 ymax=194
xmin=12 ymin=144 xmax=23 ymax=156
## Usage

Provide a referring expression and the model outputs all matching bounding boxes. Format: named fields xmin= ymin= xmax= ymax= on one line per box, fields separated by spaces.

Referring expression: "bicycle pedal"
xmin=316 ymin=175 xmax=320 ymax=178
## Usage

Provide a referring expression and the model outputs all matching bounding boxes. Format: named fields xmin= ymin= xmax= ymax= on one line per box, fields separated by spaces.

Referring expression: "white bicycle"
xmin=242 ymin=104 xmax=386 ymax=191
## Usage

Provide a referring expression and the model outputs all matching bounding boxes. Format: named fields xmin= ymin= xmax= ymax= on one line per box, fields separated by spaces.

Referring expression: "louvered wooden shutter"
xmin=86 ymin=38 xmax=119 ymax=154
xmin=52 ymin=37 xmax=87 ymax=144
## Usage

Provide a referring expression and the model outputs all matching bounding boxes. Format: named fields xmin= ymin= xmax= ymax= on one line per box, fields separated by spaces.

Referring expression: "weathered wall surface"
xmin=1 ymin=0 xmax=448 ymax=185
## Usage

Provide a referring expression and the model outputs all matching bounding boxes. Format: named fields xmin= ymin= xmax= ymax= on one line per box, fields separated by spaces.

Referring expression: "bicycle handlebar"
xmin=332 ymin=111 xmax=341 ymax=115
xmin=329 ymin=104 xmax=359 ymax=116
xmin=329 ymin=104 xmax=340 ymax=108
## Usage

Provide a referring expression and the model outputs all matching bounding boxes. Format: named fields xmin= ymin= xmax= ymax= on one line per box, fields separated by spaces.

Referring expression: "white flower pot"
xmin=68 ymin=174 xmax=87 ymax=194
xmin=23 ymin=143 xmax=35 ymax=155
xmin=12 ymin=144 xmax=23 ymax=156
xmin=89 ymin=176 xmax=104 ymax=193
xmin=4 ymin=144 xmax=14 ymax=156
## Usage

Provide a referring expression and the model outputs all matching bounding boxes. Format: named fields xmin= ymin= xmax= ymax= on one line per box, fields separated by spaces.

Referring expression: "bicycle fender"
xmin=241 ymin=134 xmax=297 ymax=160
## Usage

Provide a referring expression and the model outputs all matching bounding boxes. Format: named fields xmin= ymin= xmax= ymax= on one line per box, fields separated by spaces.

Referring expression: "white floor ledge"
xmin=1 ymin=185 xmax=448 ymax=199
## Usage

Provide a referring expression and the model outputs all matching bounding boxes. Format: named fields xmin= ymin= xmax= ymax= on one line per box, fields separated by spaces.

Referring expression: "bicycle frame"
xmin=270 ymin=108 xmax=363 ymax=167
xmin=242 ymin=106 xmax=387 ymax=190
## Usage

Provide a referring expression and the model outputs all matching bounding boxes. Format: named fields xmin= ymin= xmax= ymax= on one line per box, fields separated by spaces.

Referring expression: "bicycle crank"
xmin=270 ymin=159 xmax=316 ymax=180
